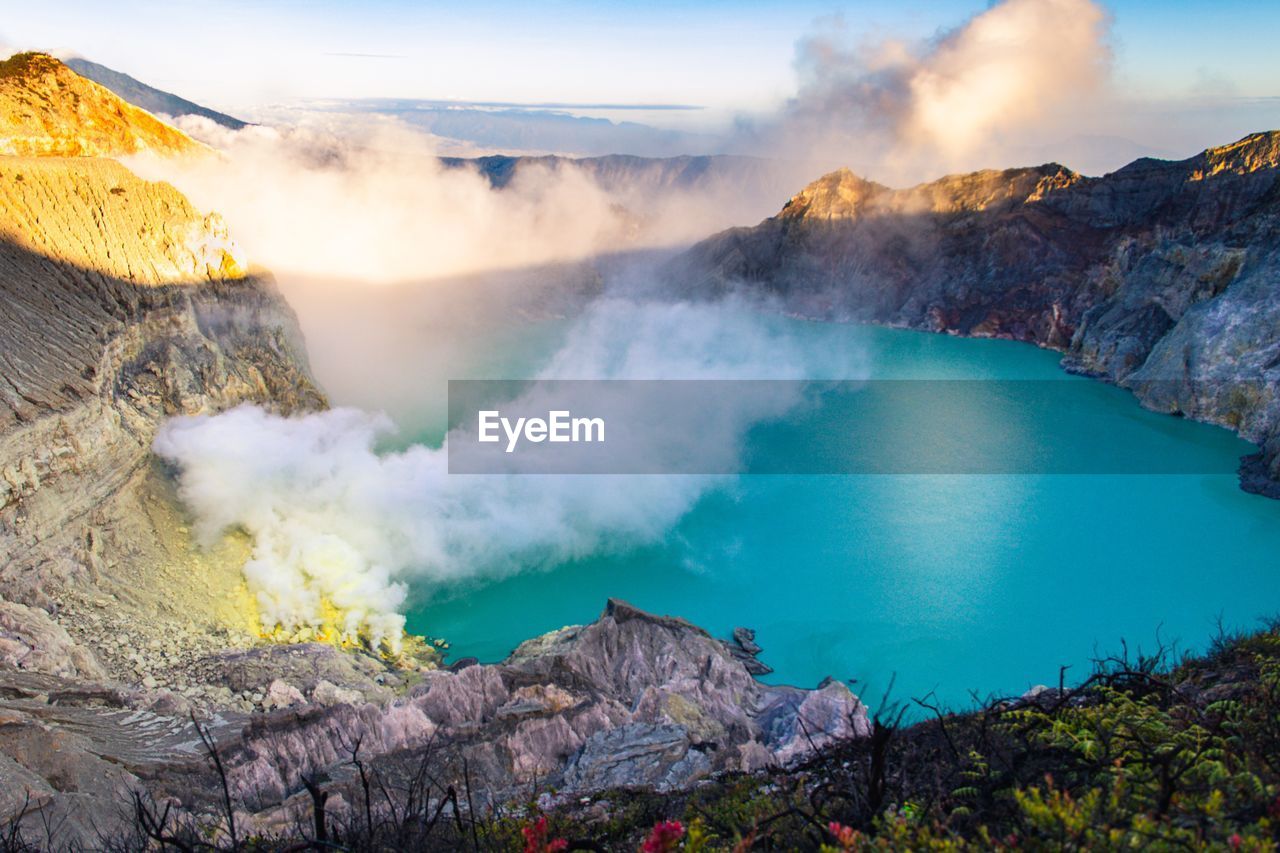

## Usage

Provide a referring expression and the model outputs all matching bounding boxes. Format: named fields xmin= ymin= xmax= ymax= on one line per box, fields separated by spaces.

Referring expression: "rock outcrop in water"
xmin=676 ymin=132 xmax=1280 ymax=493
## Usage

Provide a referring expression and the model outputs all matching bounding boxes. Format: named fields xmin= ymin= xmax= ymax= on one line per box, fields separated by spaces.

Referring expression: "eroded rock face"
xmin=0 ymin=601 xmax=867 ymax=846
xmin=0 ymin=155 xmax=324 ymax=681
xmin=0 ymin=600 xmax=105 ymax=680
xmin=676 ymin=131 xmax=1280 ymax=491
xmin=255 ymin=601 xmax=865 ymax=803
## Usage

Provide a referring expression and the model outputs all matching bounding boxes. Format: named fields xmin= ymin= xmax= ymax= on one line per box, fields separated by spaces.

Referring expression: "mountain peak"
xmin=778 ymin=168 xmax=890 ymax=221
xmin=0 ymin=50 xmax=59 ymax=78
xmin=1201 ymin=131 xmax=1280 ymax=177
xmin=0 ymin=51 xmax=204 ymax=158
xmin=777 ymin=162 xmax=1082 ymax=224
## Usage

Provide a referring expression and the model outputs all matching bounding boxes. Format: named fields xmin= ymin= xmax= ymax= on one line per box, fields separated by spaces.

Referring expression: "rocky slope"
xmin=0 ymin=601 xmax=865 ymax=845
xmin=0 ymin=154 xmax=325 ymax=679
xmin=676 ymin=131 xmax=1280 ymax=493
xmin=0 ymin=52 xmax=205 ymax=157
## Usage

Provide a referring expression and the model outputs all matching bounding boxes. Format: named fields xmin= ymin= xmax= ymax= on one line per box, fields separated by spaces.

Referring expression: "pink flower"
xmin=522 ymin=816 xmax=568 ymax=853
xmin=1229 ymin=834 xmax=1243 ymax=851
xmin=827 ymin=821 xmax=859 ymax=849
xmin=642 ymin=819 xmax=685 ymax=852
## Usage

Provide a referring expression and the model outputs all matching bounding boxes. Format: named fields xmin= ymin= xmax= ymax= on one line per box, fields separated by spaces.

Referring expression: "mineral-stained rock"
xmin=208 ymin=644 xmax=390 ymax=702
xmin=0 ymin=154 xmax=324 ymax=682
xmin=675 ymin=131 xmax=1280 ymax=492
xmin=0 ymin=53 xmax=205 ymax=158
xmin=0 ymin=141 xmax=332 ymax=842
xmin=561 ymin=722 xmax=711 ymax=791
xmin=0 ymin=600 xmax=868 ymax=843
xmin=311 ymin=679 xmax=367 ymax=708
xmin=264 ymin=679 xmax=305 ymax=711
xmin=208 ymin=600 xmax=868 ymax=809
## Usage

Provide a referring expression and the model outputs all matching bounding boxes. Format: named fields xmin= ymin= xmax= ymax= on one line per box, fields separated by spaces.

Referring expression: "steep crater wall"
xmin=0 ymin=156 xmax=324 ymax=678
xmin=676 ymin=132 xmax=1280 ymax=493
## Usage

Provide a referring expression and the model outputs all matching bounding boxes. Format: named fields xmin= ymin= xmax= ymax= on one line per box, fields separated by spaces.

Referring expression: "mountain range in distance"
xmin=54 ymin=55 xmax=1174 ymax=170
xmin=62 ymin=56 xmax=248 ymax=130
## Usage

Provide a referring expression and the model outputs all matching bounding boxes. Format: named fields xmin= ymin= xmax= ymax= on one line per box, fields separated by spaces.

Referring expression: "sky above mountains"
xmin=4 ymin=0 xmax=1277 ymax=113
xmin=3 ymin=0 xmax=1278 ymax=177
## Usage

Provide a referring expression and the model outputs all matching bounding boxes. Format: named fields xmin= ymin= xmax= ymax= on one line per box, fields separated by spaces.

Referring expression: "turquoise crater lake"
xmin=403 ymin=318 xmax=1280 ymax=707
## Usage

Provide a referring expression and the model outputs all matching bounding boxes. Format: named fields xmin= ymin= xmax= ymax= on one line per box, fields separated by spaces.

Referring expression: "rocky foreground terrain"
xmin=0 ymin=599 xmax=864 ymax=846
xmin=677 ymin=131 xmax=1280 ymax=494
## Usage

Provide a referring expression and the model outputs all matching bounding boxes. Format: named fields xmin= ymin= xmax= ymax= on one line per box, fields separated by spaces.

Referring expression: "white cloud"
xmin=747 ymin=0 xmax=1114 ymax=181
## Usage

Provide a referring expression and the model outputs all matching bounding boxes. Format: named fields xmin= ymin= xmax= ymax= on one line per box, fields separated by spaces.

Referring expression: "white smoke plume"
xmin=154 ymin=298 xmax=865 ymax=648
xmin=123 ymin=110 xmax=809 ymax=431
xmin=748 ymin=0 xmax=1114 ymax=181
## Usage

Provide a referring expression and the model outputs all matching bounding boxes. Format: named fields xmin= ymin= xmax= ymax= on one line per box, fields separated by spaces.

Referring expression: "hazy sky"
xmin=3 ymin=0 xmax=1278 ymax=119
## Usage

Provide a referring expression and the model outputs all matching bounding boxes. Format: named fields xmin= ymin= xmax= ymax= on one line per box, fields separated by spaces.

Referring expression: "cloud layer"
xmin=129 ymin=114 xmax=800 ymax=288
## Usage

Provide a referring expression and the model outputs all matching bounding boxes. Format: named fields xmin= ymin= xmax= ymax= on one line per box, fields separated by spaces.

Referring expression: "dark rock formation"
xmin=675 ymin=131 xmax=1280 ymax=491
xmin=726 ymin=626 xmax=772 ymax=675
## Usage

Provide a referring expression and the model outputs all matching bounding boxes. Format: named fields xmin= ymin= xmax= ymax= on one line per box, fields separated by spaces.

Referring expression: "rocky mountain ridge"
xmin=677 ymin=131 xmax=1280 ymax=493
xmin=0 ymin=153 xmax=324 ymax=672
xmin=0 ymin=52 xmax=205 ymax=158
xmin=64 ymin=56 xmax=248 ymax=131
